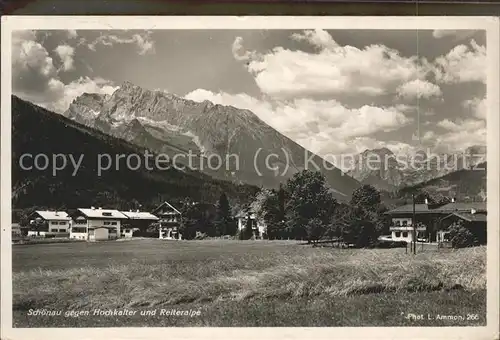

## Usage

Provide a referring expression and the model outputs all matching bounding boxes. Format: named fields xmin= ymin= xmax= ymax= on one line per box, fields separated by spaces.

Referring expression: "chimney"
xmin=91 ymin=206 xmax=95 ymax=210
xmin=451 ymin=197 xmax=455 ymax=203
xmin=424 ymin=198 xmax=429 ymax=205
xmin=98 ymin=207 xmax=102 ymax=210
xmin=471 ymin=208 xmax=476 ymax=214
xmin=136 ymin=209 xmax=140 ymax=213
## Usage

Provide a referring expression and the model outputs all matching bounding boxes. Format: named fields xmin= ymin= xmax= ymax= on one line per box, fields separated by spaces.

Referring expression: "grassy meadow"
xmin=12 ymin=239 xmax=486 ymax=327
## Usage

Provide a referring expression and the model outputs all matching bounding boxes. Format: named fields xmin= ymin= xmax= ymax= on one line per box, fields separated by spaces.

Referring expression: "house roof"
xmin=152 ymin=201 xmax=181 ymax=215
xmin=385 ymin=204 xmax=431 ymax=214
xmin=78 ymin=208 xmax=128 ymax=219
xmin=386 ymin=201 xmax=487 ymax=215
xmin=441 ymin=212 xmax=487 ymax=223
xmin=34 ymin=210 xmax=71 ymax=221
xmin=121 ymin=211 xmax=159 ymax=220
xmin=438 ymin=202 xmax=486 ymax=212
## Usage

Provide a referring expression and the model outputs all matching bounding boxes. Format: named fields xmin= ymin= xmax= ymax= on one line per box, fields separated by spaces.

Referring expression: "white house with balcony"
xmin=27 ymin=210 xmax=71 ymax=238
xmin=389 ymin=217 xmax=427 ymax=243
xmin=70 ymin=207 xmax=128 ymax=241
xmin=384 ymin=200 xmax=487 ymax=244
xmin=151 ymin=201 xmax=182 ymax=240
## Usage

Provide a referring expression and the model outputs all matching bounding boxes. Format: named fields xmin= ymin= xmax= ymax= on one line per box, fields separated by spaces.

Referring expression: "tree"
xmin=284 ymin=170 xmax=337 ymax=241
xmin=214 ymin=193 xmax=236 ymax=236
xmin=253 ymin=188 xmax=287 ymax=240
xmin=350 ymin=185 xmax=381 ymax=212
xmin=305 ymin=218 xmax=327 ymax=245
xmin=331 ymin=204 xmax=380 ymax=248
xmin=178 ymin=199 xmax=199 ymax=240
xmin=337 ymin=205 xmax=379 ymax=248
xmin=448 ymin=222 xmax=475 ymax=248
xmin=178 ymin=199 xmax=218 ymax=239
xmin=349 ymin=185 xmax=391 ymax=239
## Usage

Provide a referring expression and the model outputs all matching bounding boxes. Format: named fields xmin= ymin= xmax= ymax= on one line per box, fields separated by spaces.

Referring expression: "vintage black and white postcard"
xmin=1 ymin=16 xmax=499 ymax=340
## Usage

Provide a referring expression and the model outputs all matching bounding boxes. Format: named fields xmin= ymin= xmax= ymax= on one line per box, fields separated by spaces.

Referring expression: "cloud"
xmin=43 ymin=76 xmax=118 ymax=113
xmin=396 ymin=79 xmax=442 ymax=100
xmin=431 ymin=118 xmax=486 ymax=151
xmin=432 ymin=30 xmax=477 ymax=41
xmin=291 ymin=29 xmax=338 ymax=50
xmin=12 ymin=30 xmax=117 ymax=114
xmin=54 ymin=44 xmax=75 ymax=72
xmin=462 ymin=97 xmax=486 ymax=120
xmin=437 ymin=118 xmax=484 ymax=132
xmin=185 ymin=88 xmax=411 ymax=158
xmin=88 ymin=31 xmax=155 ymax=55
xmin=421 ymin=131 xmax=436 ymax=141
xmin=433 ymin=40 xmax=486 ymax=84
xmin=233 ymin=30 xmax=432 ymax=100
xmin=67 ymin=29 xmax=78 ymax=39
xmin=12 ymin=30 xmax=57 ymax=94
xmin=231 ymin=36 xmax=258 ymax=61
xmin=12 ymin=32 xmax=55 ymax=78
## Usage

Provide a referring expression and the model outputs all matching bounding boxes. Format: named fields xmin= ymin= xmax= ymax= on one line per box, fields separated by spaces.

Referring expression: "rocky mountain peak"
xmin=361 ymin=147 xmax=394 ymax=156
xmin=61 ymin=81 xmax=361 ymax=200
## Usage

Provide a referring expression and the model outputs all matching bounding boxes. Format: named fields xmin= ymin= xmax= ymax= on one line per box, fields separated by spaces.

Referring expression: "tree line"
xmin=251 ymin=170 xmax=391 ymax=247
xmin=177 ymin=169 xmax=393 ymax=247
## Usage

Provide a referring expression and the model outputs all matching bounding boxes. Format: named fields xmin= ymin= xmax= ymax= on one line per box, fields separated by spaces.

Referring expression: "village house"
xmin=27 ymin=210 xmax=71 ymax=238
xmin=235 ymin=210 xmax=267 ymax=239
xmin=120 ymin=210 xmax=159 ymax=238
xmin=70 ymin=208 xmax=128 ymax=241
xmin=151 ymin=201 xmax=182 ymax=240
xmin=12 ymin=223 xmax=22 ymax=237
xmin=438 ymin=202 xmax=487 ymax=244
xmin=385 ymin=200 xmax=487 ymax=244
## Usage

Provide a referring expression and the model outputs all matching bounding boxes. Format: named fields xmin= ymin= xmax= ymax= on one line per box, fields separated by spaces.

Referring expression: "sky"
xmin=12 ymin=28 xmax=487 ymax=160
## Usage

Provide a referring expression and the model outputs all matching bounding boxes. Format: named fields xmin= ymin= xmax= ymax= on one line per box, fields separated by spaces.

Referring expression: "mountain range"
xmin=12 ymin=80 xmax=487 ymax=210
xmin=63 ymin=81 xmax=361 ymax=201
xmin=347 ymin=146 xmax=487 ymax=193
xmin=11 ymin=95 xmax=259 ymax=210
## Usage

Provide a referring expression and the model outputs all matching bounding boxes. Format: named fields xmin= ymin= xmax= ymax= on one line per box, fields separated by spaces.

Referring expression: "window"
xmin=59 ymin=221 xmax=67 ymax=225
xmin=111 ymin=221 xmax=117 ymax=225
xmin=402 ymin=221 xmax=408 ymax=226
xmin=104 ymin=221 xmax=111 ymax=225
xmin=59 ymin=229 xmax=66 ymax=233
xmin=50 ymin=229 xmax=58 ymax=232
xmin=402 ymin=232 xmax=408 ymax=238
xmin=395 ymin=231 xmax=401 ymax=237
xmin=102 ymin=212 xmax=112 ymax=216
xmin=88 ymin=229 xmax=94 ymax=235
xmin=395 ymin=221 xmax=401 ymax=226
xmin=50 ymin=221 xmax=58 ymax=225
xmin=72 ymin=227 xmax=86 ymax=233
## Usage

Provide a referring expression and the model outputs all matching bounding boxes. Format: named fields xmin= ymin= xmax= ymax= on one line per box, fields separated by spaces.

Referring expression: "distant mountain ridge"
xmin=12 ymin=95 xmax=259 ymax=209
xmin=63 ymin=81 xmax=361 ymax=201
xmin=399 ymin=162 xmax=487 ymax=203
xmin=348 ymin=146 xmax=487 ymax=193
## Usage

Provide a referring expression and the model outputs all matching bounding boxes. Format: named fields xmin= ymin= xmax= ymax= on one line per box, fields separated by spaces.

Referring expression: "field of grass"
xmin=12 ymin=239 xmax=486 ymax=327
